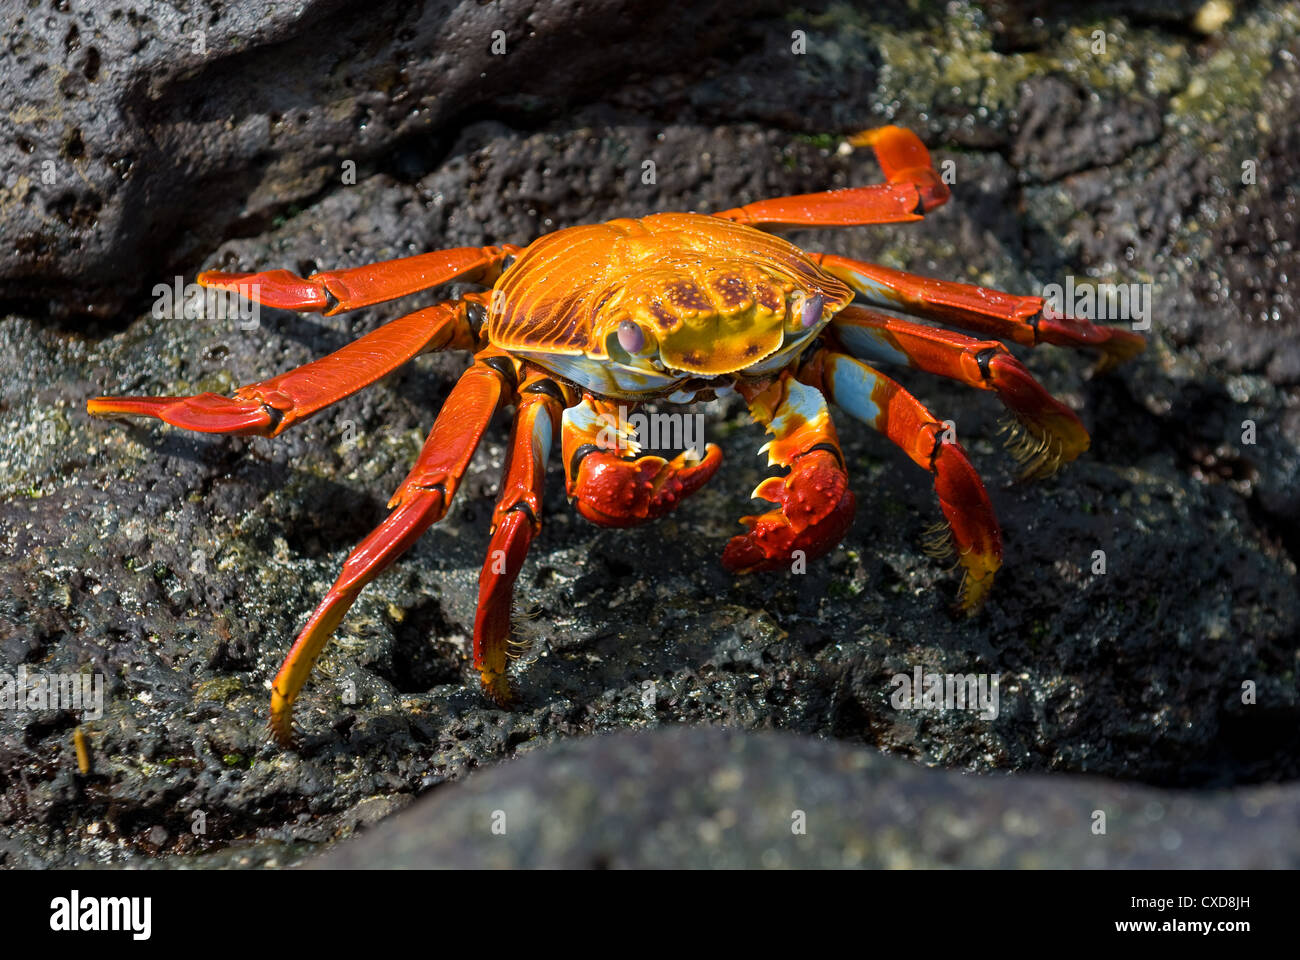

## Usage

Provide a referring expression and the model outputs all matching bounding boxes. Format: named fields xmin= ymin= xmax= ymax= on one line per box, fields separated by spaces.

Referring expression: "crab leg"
xmin=712 ymin=126 xmax=950 ymax=227
xmin=197 ymin=244 xmax=518 ymax=315
xmin=813 ymin=253 xmax=1146 ymax=372
xmin=799 ymin=348 xmax=1002 ymax=612
xmin=87 ymin=299 xmax=478 ymax=437
xmin=473 ymin=372 xmax=569 ymax=705
xmin=268 ymin=356 xmax=510 ymax=745
xmin=562 ymin=394 xmax=722 ymax=527
xmin=829 ymin=306 xmax=1089 ymax=480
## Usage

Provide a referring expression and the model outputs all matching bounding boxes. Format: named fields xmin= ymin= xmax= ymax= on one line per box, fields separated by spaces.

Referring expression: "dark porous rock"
xmin=1 ymin=2 xmax=1298 ymax=869
xmin=309 ymin=726 xmax=1300 ymax=869
xmin=0 ymin=0 xmax=782 ymax=322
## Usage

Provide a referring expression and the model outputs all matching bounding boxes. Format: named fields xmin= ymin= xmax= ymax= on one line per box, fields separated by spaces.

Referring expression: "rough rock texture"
xmin=0 ymin=0 xmax=783 ymax=320
xmin=0 ymin=1 xmax=1297 ymax=868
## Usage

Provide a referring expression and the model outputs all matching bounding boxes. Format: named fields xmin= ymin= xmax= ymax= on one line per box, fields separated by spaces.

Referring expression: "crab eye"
xmin=617 ymin=320 xmax=646 ymax=353
xmin=800 ymin=293 xmax=826 ymax=329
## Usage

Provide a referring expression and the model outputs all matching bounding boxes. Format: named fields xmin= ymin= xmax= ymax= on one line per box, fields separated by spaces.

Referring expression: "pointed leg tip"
xmin=87 ymin=392 xmax=277 ymax=435
xmin=956 ymin=571 xmax=997 ymax=614
xmin=87 ymin=395 xmax=172 ymax=420
xmin=197 ymin=269 xmax=243 ymax=287
xmin=846 ymin=125 xmax=902 ymax=148
xmin=479 ymin=671 xmax=515 ymax=707
xmin=268 ymin=717 xmax=299 ymax=750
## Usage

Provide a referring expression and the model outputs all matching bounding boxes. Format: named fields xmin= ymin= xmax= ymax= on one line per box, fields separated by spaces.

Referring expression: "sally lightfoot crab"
xmin=88 ymin=126 xmax=1144 ymax=745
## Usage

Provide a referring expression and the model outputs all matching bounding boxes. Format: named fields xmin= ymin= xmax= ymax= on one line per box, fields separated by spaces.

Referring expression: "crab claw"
xmin=572 ymin=444 xmax=723 ymax=527
xmin=86 ymin=392 xmax=281 ymax=435
xmin=722 ymin=448 xmax=856 ymax=573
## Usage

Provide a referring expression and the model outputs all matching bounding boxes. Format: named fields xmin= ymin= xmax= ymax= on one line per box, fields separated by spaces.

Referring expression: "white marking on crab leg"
xmin=824 ymin=354 xmax=884 ymax=428
xmin=825 ymin=263 xmax=903 ymax=309
xmin=761 ymin=379 xmax=832 ymax=466
xmin=533 ymin=400 xmax=554 ymax=462
xmin=833 ymin=321 xmax=913 ymax=368
xmin=561 ymin=395 xmax=640 ymax=455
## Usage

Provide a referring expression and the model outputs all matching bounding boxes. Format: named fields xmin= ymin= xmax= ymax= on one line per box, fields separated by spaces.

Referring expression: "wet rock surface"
xmin=1 ymin=1 xmax=1297 ymax=867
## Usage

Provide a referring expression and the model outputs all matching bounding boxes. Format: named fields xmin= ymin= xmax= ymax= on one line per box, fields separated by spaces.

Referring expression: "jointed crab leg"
xmin=829 ymin=305 xmax=1090 ymax=480
xmin=268 ymin=356 xmax=510 ymax=745
xmin=813 ymin=253 xmax=1146 ymax=372
xmin=198 ymin=244 xmax=519 ymax=315
xmin=473 ymin=371 xmax=569 ymax=704
xmin=799 ymin=348 xmax=1002 ymax=611
xmin=561 ymin=394 xmax=723 ymax=527
xmin=87 ymin=300 xmax=478 ymax=437
xmin=721 ymin=372 xmax=856 ymax=573
xmin=713 ymin=126 xmax=950 ymax=228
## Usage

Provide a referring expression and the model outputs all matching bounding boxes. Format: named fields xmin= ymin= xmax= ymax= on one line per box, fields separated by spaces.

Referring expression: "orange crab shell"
xmin=487 ymin=212 xmax=855 ymax=378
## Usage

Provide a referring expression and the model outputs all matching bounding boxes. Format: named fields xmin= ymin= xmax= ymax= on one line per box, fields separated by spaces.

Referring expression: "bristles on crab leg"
xmin=268 ymin=357 xmax=509 ymax=746
xmin=828 ymin=306 xmax=1090 ymax=481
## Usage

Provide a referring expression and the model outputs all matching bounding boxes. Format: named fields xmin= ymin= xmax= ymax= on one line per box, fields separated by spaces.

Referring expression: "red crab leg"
xmin=268 ymin=355 xmax=511 ymax=746
xmin=87 ymin=299 xmax=478 ymax=437
xmin=813 ymin=253 xmax=1146 ymax=373
xmin=712 ymin=126 xmax=950 ymax=227
xmin=721 ymin=372 xmax=857 ymax=573
xmin=197 ymin=244 xmax=519 ymax=315
xmin=829 ymin=306 xmax=1090 ymax=480
xmin=473 ymin=373 xmax=573 ymax=704
xmin=562 ymin=394 xmax=723 ymax=527
xmin=800 ymin=348 xmax=1002 ymax=612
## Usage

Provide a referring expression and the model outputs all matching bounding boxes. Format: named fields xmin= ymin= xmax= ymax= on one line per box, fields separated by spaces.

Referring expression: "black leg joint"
xmin=569 ymin=443 xmax=603 ymax=480
xmin=481 ymin=355 xmax=518 ymax=392
xmin=506 ymin=500 xmax=538 ymax=525
xmin=974 ymin=346 xmax=998 ymax=381
xmin=466 ymin=300 xmax=487 ymax=333
xmin=803 ymin=441 xmax=845 ymax=470
xmin=522 ymin=378 xmax=566 ymax=405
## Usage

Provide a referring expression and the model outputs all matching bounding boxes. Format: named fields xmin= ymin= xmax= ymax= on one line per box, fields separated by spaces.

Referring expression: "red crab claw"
xmin=85 ymin=392 xmax=281 ymax=435
xmin=572 ymin=445 xmax=723 ymax=527
xmin=721 ymin=448 xmax=856 ymax=573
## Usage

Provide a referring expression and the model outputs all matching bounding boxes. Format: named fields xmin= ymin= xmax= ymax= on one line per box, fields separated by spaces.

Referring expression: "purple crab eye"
xmin=800 ymin=293 xmax=826 ymax=329
xmin=617 ymin=320 xmax=645 ymax=353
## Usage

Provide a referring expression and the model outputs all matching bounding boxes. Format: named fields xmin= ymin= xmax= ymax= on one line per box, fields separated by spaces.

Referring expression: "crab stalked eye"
xmin=617 ymin=320 xmax=646 ymax=353
xmin=800 ymin=293 xmax=826 ymax=329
